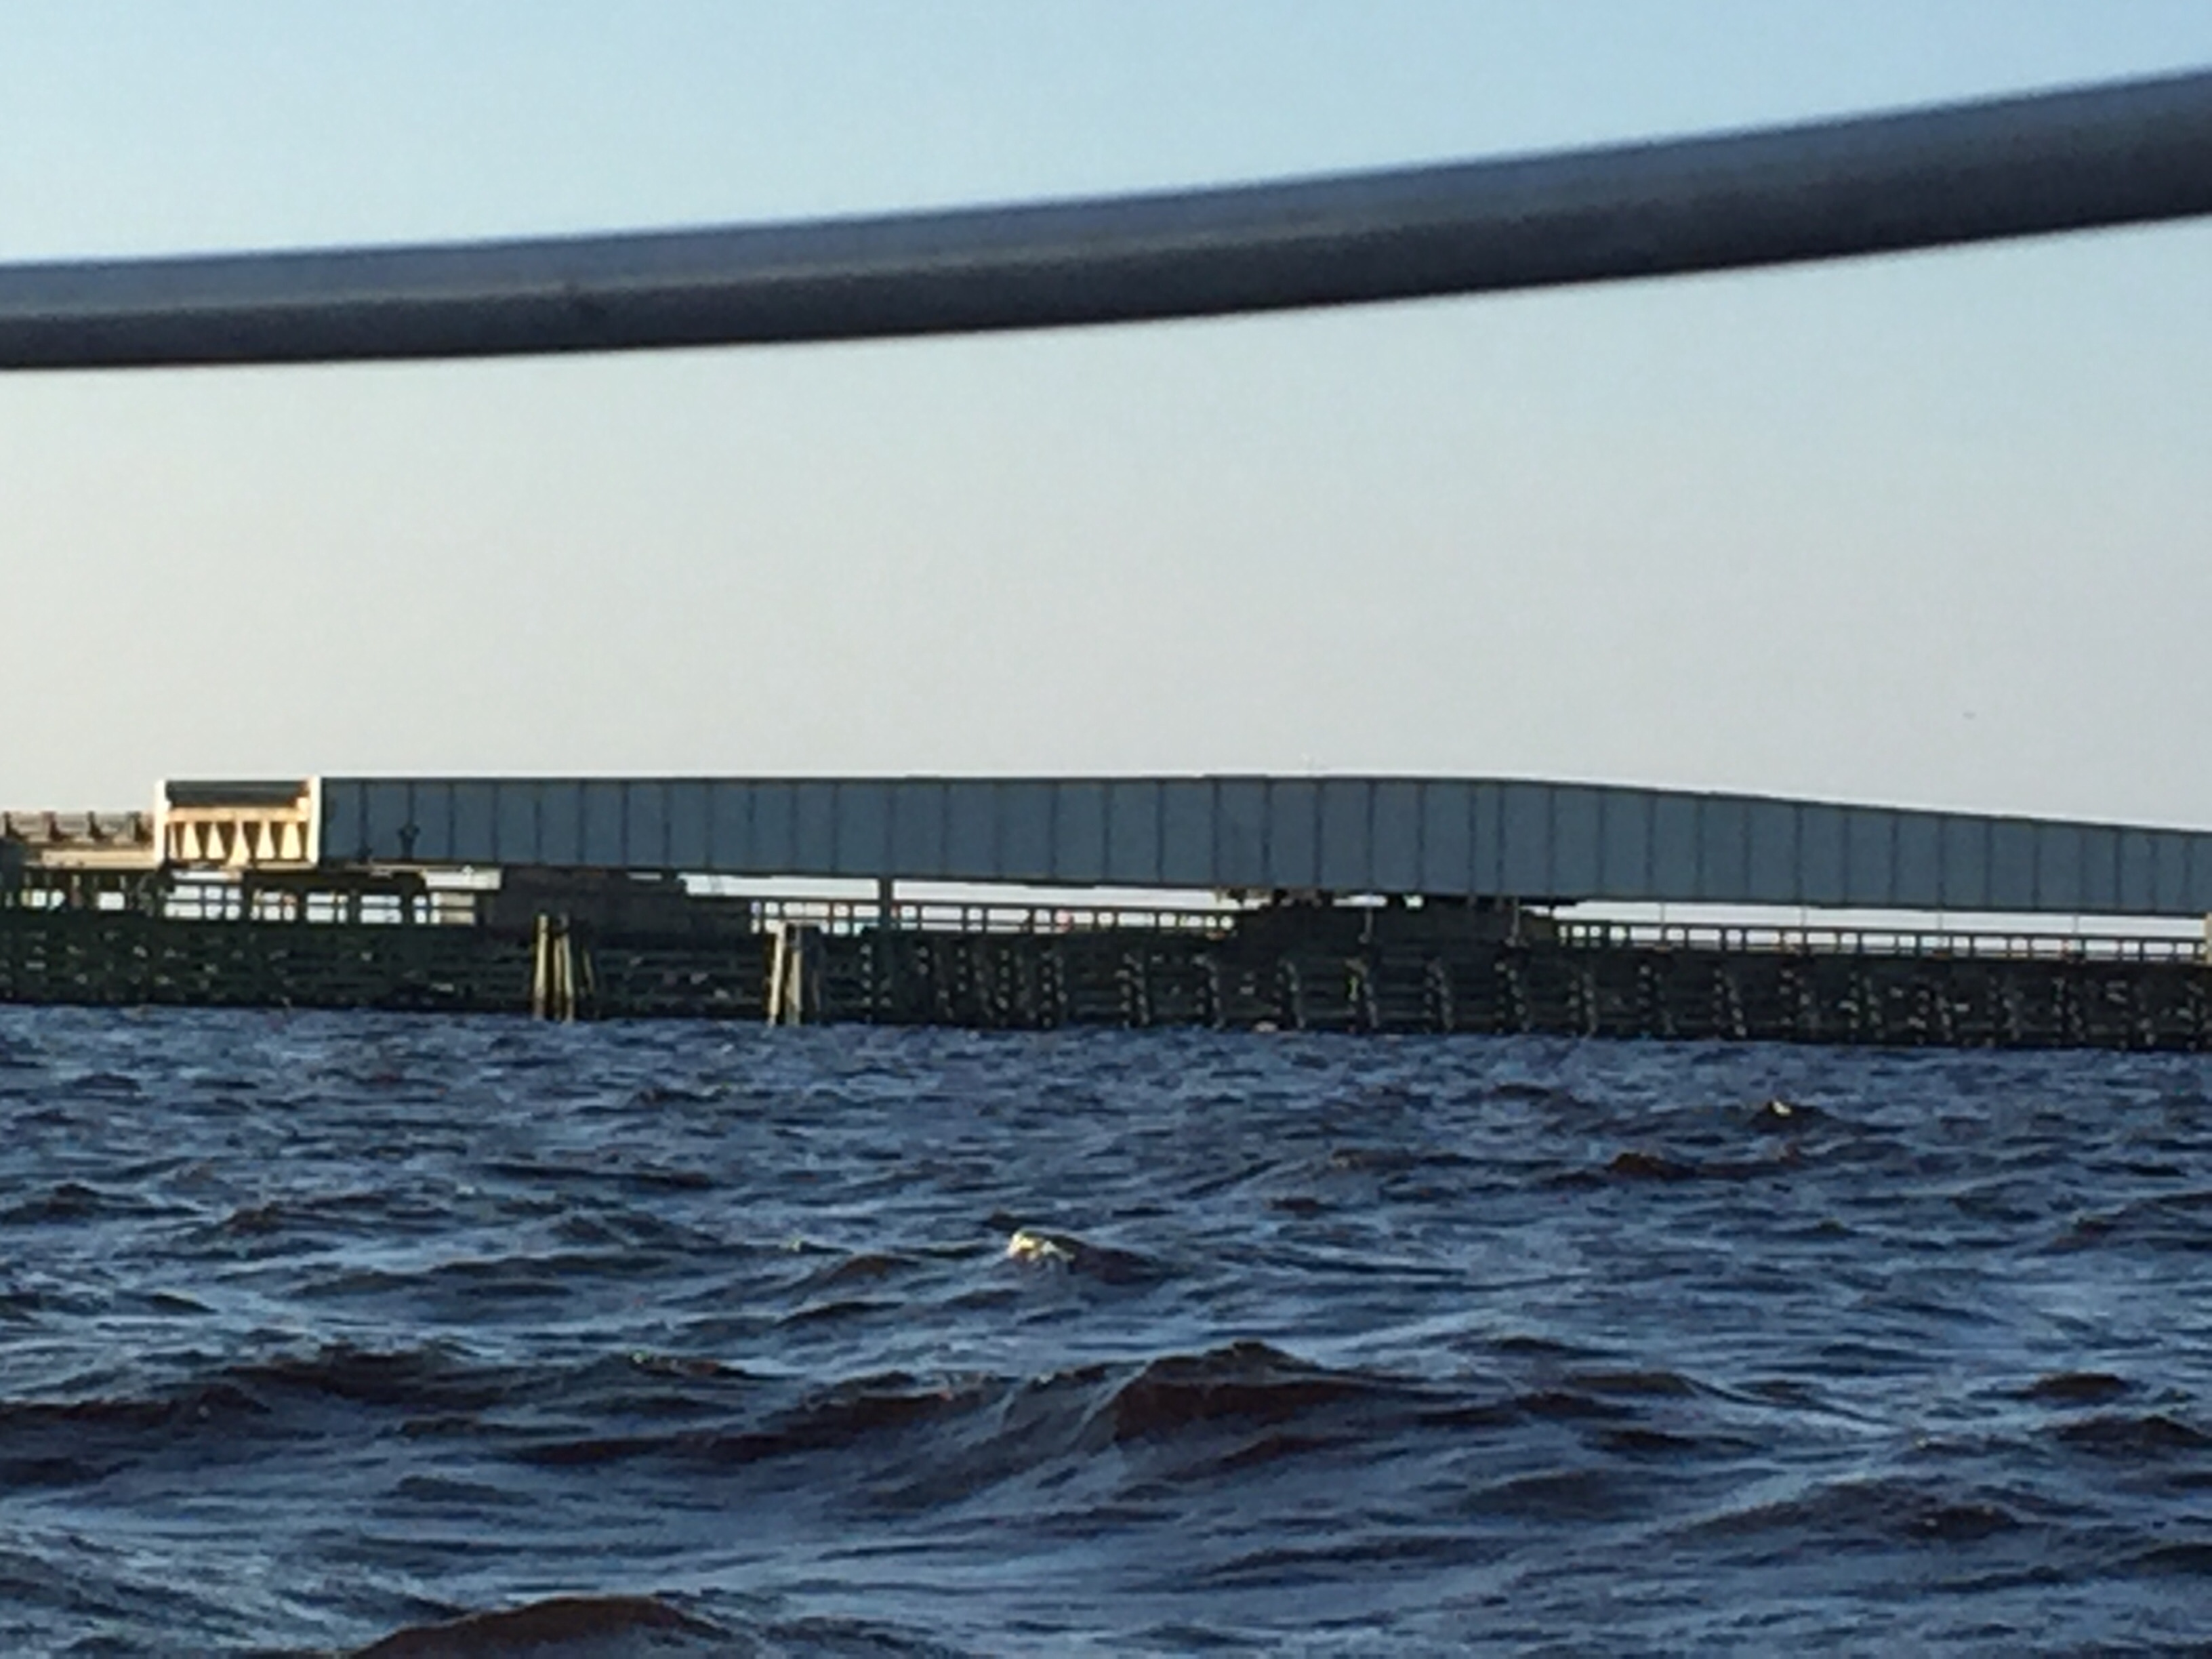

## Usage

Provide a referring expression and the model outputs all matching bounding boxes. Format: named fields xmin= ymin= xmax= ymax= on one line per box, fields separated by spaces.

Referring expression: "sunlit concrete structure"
xmin=157 ymin=779 xmax=319 ymax=871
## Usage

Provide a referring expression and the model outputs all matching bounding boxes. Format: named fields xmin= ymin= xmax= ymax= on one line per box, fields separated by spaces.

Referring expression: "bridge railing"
xmin=751 ymin=895 xmax=1239 ymax=939
xmin=6 ymin=872 xmax=2205 ymax=962
xmin=1553 ymin=919 xmax=2205 ymax=963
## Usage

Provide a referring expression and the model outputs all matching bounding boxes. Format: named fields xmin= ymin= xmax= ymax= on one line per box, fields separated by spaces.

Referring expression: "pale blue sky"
xmin=3 ymin=3 xmax=2210 ymax=827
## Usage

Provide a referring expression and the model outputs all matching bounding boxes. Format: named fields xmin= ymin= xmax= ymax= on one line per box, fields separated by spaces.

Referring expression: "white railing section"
xmin=750 ymin=896 xmax=1241 ymax=939
xmin=1553 ymin=919 xmax=2205 ymax=963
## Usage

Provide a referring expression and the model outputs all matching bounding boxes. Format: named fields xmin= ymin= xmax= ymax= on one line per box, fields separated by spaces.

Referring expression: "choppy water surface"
xmin=1 ymin=1007 xmax=2208 ymax=1656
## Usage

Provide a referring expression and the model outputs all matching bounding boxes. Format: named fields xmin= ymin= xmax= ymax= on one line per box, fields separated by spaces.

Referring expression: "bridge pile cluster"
xmin=1 ymin=882 xmax=2206 ymax=1052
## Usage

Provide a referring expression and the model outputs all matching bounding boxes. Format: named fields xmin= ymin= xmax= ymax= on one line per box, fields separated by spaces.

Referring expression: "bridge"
xmin=8 ymin=70 xmax=2212 ymax=948
xmin=304 ymin=774 xmax=2212 ymax=921
xmin=10 ymin=775 xmax=2211 ymax=924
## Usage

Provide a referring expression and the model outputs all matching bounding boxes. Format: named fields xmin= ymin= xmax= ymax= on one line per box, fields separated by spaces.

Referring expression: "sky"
xmin=3 ymin=2 xmax=2210 ymax=828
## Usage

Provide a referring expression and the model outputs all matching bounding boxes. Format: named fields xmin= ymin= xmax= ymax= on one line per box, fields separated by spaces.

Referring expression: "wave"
xmin=105 ymin=1336 xmax=1726 ymax=1504
xmin=1101 ymin=1340 xmax=1391 ymax=1442
xmin=350 ymin=1595 xmax=724 ymax=1658
xmin=1687 ymin=1476 xmax=2031 ymax=1551
xmin=2053 ymin=1412 xmax=2212 ymax=1456
xmin=2018 ymin=1371 xmax=2134 ymax=1405
xmin=0 ymin=1179 xmax=186 ymax=1226
xmin=350 ymin=1597 xmax=970 ymax=1658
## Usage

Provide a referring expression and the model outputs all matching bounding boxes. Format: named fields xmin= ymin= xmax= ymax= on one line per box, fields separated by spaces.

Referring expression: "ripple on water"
xmin=0 ymin=1008 xmax=2206 ymax=1654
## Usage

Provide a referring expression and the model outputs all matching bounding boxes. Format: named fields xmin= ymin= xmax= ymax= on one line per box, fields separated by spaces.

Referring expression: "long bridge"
xmin=6 ymin=774 xmax=2212 ymax=1049
xmin=7 ymin=69 xmax=2212 ymax=1042
xmin=11 ymin=774 xmax=2212 ymax=922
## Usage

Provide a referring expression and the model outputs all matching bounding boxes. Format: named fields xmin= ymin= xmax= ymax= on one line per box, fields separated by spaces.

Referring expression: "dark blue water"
xmin=1 ymin=1006 xmax=2208 ymax=1656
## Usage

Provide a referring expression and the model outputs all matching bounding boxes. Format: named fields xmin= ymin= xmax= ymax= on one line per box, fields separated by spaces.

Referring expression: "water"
xmin=1 ymin=1006 xmax=2208 ymax=1656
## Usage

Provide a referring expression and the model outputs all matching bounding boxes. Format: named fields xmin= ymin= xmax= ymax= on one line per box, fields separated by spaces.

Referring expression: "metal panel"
xmin=1498 ymin=783 xmax=1551 ymax=896
xmin=1697 ymin=797 xmax=1750 ymax=904
xmin=1160 ymin=780 xmax=1214 ymax=888
xmin=1988 ymin=819 xmax=2036 ymax=911
xmin=2077 ymin=825 xmax=2121 ymax=913
xmin=578 ymin=783 xmax=623 ymax=866
xmin=1550 ymin=786 xmax=1602 ymax=900
xmin=750 ymin=783 xmax=794 ymax=874
xmin=541 ymin=781 xmax=586 ymax=865
xmin=619 ymin=781 xmax=665 ymax=871
xmin=320 ymin=780 xmax=363 ymax=861
xmin=400 ymin=781 xmax=449 ymax=863
xmin=1418 ymin=781 xmax=1471 ymax=897
xmin=1105 ymin=780 xmax=1162 ymax=886
xmin=360 ymin=781 xmax=410 ymax=861
xmin=1469 ymin=783 xmax=1505 ymax=898
xmin=1940 ymin=814 xmax=1990 ymax=912
xmin=1893 ymin=812 xmax=1941 ymax=909
xmin=703 ymin=781 xmax=747 ymax=871
xmin=2035 ymin=822 xmax=2083 ymax=914
xmin=2152 ymin=830 xmax=2192 ymax=914
xmin=659 ymin=781 xmax=703 ymax=869
xmin=1216 ymin=779 xmax=1271 ymax=889
xmin=1744 ymin=799 xmax=1799 ymax=905
xmin=2118 ymin=829 xmax=2158 ymax=914
xmin=1372 ymin=780 xmax=1423 ymax=895
xmin=1054 ymin=781 xmax=1107 ymax=884
xmin=890 ymin=779 xmax=946 ymax=876
xmin=452 ymin=781 xmax=496 ymax=867
xmin=1843 ymin=808 xmax=1896 ymax=907
xmin=327 ymin=778 xmax=367 ymax=858
xmin=1268 ymin=781 xmax=1319 ymax=890
xmin=833 ymin=781 xmax=890 ymax=878
xmin=1799 ymin=804 xmax=1847 ymax=906
xmin=1596 ymin=787 xmax=1650 ymax=899
xmin=1317 ymin=780 xmax=1373 ymax=892
xmin=491 ymin=783 xmax=535 ymax=866
xmin=1650 ymin=792 xmax=1700 ymax=902
xmin=999 ymin=783 xmax=1056 ymax=884
xmin=790 ymin=783 xmax=836 ymax=877
xmin=944 ymin=782 xmax=998 ymax=881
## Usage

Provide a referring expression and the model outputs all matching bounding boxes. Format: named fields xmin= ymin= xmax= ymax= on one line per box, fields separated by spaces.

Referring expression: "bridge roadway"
xmin=312 ymin=775 xmax=2212 ymax=921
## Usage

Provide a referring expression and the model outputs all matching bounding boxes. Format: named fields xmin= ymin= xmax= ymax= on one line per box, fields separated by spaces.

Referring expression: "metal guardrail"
xmin=1554 ymin=919 xmax=2206 ymax=963
xmin=7 ymin=872 xmax=2204 ymax=962
xmin=3 ymin=69 xmax=2209 ymax=368
xmin=0 ymin=871 xmax=465 ymax=926
xmin=752 ymin=896 xmax=1240 ymax=939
